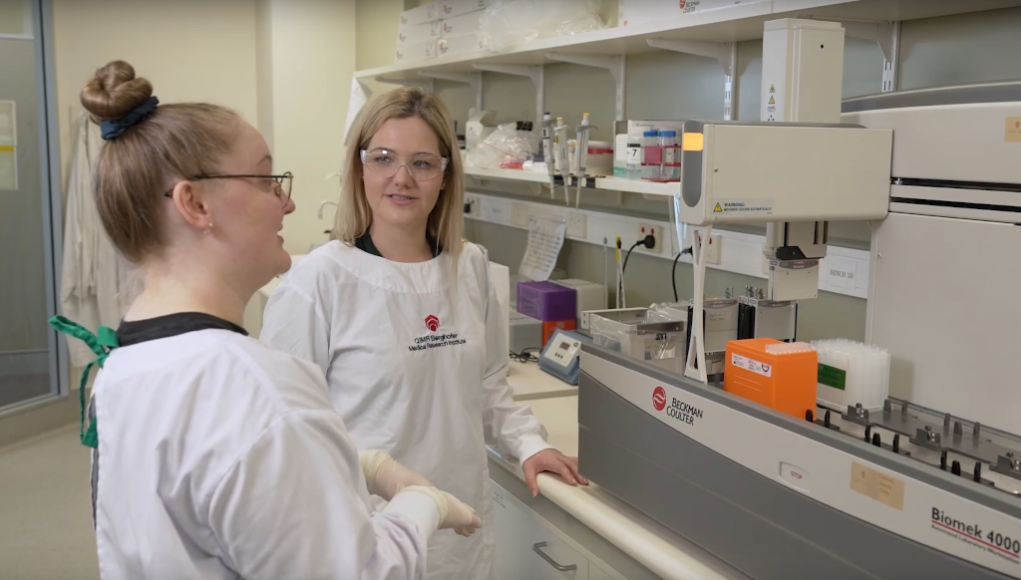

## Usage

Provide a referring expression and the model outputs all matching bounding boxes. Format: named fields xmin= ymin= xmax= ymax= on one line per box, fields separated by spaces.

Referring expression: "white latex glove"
xmin=359 ymin=449 xmax=432 ymax=501
xmin=401 ymin=485 xmax=482 ymax=537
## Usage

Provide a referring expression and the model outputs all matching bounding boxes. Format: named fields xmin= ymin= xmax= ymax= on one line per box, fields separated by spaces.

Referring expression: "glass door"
xmin=0 ymin=0 xmax=65 ymax=411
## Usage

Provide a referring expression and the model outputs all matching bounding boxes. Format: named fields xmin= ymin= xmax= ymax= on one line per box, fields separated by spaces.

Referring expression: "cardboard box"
xmin=619 ymin=0 xmax=769 ymax=27
xmin=441 ymin=10 xmax=483 ymax=38
xmin=400 ymin=2 xmax=443 ymax=27
xmin=441 ymin=0 xmax=493 ymax=19
xmin=397 ymin=20 xmax=443 ymax=45
xmin=437 ymin=32 xmax=482 ymax=56
xmin=394 ymin=39 xmax=438 ymax=64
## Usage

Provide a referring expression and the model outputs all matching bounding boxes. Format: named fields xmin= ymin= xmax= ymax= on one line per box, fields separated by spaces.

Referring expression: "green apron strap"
xmin=49 ymin=316 xmax=119 ymax=449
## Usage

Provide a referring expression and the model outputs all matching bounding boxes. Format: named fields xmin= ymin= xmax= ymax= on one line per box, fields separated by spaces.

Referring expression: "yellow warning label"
xmin=713 ymin=203 xmax=723 ymax=213
xmin=769 ymin=84 xmax=776 ymax=93
xmin=768 ymin=96 xmax=775 ymax=105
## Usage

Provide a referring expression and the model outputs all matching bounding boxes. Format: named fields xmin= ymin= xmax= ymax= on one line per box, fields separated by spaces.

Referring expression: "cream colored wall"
xmin=259 ymin=0 xmax=357 ymax=255
xmin=51 ymin=0 xmax=259 ymax=190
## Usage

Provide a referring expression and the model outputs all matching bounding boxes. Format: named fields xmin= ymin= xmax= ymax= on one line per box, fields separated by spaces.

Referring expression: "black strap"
xmin=355 ymin=232 xmax=442 ymax=258
xmin=117 ymin=312 xmax=248 ymax=347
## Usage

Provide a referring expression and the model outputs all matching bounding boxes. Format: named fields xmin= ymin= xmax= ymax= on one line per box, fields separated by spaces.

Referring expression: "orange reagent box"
xmin=724 ymin=338 xmax=817 ymax=421
xmin=542 ymin=319 xmax=576 ymax=346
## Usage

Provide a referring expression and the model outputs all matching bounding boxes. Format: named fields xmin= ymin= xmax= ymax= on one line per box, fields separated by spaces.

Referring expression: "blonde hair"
xmin=334 ymin=87 xmax=464 ymax=266
xmin=80 ymin=60 xmax=241 ymax=263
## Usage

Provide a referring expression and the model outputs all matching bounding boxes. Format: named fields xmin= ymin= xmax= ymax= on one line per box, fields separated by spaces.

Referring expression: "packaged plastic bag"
xmin=479 ymin=0 xmax=607 ymax=53
xmin=466 ymin=123 xmax=537 ymax=170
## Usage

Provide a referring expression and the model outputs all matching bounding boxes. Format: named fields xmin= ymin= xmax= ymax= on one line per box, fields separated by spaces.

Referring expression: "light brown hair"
xmin=334 ymin=87 xmax=464 ymax=265
xmin=81 ymin=60 xmax=241 ymax=263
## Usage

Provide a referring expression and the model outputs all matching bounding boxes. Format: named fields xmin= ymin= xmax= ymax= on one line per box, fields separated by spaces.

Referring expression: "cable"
xmin=672 ymin=247 xmax=693 ymax=302
xmin=621 ymin=240 xmax=642 ymax=276
xmin=509 ymin=348 xmax=541 ymax=364
xmin=622 ymin=234 xmax=656 ymax=275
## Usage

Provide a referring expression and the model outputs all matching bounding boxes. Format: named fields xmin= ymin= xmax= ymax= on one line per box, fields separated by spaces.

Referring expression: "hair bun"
xmin=80 ymin=60 xmax=154 ymax=123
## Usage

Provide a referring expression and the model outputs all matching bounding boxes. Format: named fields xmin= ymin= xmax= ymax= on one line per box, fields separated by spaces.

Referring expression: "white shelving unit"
xmin=464 ymin=166 xmax=677 ymax=197
xmin=360 ymin=0 xmax=1021 ymax=80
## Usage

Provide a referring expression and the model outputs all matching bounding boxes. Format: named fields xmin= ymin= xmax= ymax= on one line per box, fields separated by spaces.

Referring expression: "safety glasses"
xmin=360 ymin=148 xmax=448 ymax=182
xmin=163 ymin=172 xmax=294 ymax=204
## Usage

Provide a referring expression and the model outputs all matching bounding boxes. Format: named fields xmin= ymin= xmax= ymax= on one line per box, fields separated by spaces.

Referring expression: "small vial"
xmin=642 ymin=130 xmax=661 ymax=180
xmin=660 ymin=130 xmax=679 ymax=180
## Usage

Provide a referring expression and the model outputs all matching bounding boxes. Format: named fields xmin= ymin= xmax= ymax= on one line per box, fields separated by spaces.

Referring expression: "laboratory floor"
xmin=0 ymin=424 xmax=99 ymax=580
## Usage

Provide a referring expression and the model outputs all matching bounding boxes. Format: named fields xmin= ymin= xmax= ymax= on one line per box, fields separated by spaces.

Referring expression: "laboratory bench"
xmin=496 ymin=372 xmax=747 ymax=580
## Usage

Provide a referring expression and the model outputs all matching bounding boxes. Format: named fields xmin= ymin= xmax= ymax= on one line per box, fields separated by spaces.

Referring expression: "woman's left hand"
xmin=521 ymin=449 xmax=589 ymax=497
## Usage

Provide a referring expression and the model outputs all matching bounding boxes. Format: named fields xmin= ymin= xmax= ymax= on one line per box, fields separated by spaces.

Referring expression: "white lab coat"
xmin=60 ymin=114 xmax=138 ymax=367
xmin=261 ymin=240 xmax=554 ymax=580
xmin=92 ymin=328 xmax=437 ymax=579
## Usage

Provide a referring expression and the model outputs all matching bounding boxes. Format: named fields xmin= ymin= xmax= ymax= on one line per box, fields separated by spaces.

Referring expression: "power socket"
xmin=693 ymin=231 xmax=722 ymax=264
xmin=637 ymin=223 xmax=662 ymax=253
xmin=567 ymin=213 xmax=587 ymax=238
xmin=463 ymin=195 xmax=480 ymax=218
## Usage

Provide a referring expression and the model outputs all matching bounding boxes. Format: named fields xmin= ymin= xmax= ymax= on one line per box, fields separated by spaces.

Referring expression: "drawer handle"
xmin=532 ymin=541 xmax=578 ymax=572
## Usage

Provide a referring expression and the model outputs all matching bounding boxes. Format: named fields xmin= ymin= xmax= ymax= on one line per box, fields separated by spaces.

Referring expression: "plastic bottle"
xmin=626 ymin=129 xmax=643 ymax=180
xmin=660 ymin=129 xmax=679 ymax=181
xmin=642 ymin=130 xmax=661 ymax=180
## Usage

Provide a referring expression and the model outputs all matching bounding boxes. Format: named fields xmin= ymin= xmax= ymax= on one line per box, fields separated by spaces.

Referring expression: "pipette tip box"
xmin=516 ymin=281 xmax=577 ymax=322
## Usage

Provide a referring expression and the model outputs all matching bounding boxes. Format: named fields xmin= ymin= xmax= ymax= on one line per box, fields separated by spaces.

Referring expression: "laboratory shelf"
xmin=464 ymin=166 xmax=553 ymax=184
xmin=354 ymin=0 xmax=1021 ymax=80
xmin=464 ymin=165 xmax=678 ymax=197
xmin=595 ymin=177 xmax=677 ymax=197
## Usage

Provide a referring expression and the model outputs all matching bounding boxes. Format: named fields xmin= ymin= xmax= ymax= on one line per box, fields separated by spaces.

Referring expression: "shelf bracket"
xmin=813 ymin=19 xmax=901 ymax=93
xmin=545 ymin=53 xmax=626 ymax=121
xmin=648 ymin=39 xmax=739 ymax=120
xmin=373 ymin=75 xmax=435 ymax=93
xmin=419 ymin=71 xmax=483 ymax=111
xmin=472 ymin=64 xmax=545 ymax=130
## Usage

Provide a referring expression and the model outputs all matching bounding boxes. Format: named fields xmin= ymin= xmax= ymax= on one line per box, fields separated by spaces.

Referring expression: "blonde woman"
xmin=261 ymin=87 xmax=586 ymax=579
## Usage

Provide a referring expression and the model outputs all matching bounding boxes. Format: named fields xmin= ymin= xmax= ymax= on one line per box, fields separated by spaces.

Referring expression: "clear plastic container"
xmin=642 ymin=129 xmax=661 ymax=180
xmin=660 ymin=130 xmax=679 ymax=181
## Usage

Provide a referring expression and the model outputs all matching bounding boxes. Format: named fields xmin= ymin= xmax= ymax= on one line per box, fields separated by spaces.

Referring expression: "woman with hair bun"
xmin=53 ymin=60 xmax=479 ymax=580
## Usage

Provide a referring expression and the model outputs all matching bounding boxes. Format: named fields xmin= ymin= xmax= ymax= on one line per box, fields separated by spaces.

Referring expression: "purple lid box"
xmin=516 ymin=281 xmax=577 ymax=322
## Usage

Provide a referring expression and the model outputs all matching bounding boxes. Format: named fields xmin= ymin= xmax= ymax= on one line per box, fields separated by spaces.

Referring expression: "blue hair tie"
xmin=100 ymin=96 xmax=159 ymax=140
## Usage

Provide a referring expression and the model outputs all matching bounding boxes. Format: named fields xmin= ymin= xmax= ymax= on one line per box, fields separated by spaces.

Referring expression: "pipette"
xmin=540 ymin=112 xmax=556 ymax=198
xmin=553 ymin=117 xmax=569 ymax=201
xmin=573 ymin=113 xmax=596 ymax=208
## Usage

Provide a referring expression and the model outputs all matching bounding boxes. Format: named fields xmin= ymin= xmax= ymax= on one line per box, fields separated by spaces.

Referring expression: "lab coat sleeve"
xmin=261 ymin=279 xmax=332 ymax=378
xmin=479 ymin=261 xmax=555 ymax=463
xmin=208 ymin=409 xmax=436 ymax=580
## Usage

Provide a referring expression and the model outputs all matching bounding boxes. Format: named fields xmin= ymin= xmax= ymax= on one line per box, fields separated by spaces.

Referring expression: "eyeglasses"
xmin=163 ymin=172 xmax=294 ymax=203
xmin=360 ymin=148 xmax=448 ymax=182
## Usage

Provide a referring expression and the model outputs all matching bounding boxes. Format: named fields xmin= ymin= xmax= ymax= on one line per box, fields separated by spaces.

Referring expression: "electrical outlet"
xmin=511 ymin=203 xmax=529 ymax=228
xmin=637 ymin=223 xmax=662 ymax=253
xmin=463 ymin=195 xmax=480 ymax=218
xmin=567 ymin=213 xmax=587 ymax=238
xmin=693 ymin=231 xmax=722 ymax=264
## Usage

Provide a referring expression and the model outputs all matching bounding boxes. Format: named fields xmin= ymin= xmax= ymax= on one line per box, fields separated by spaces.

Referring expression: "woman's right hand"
xmin=401 ymin=486 xmax=482 ymax=537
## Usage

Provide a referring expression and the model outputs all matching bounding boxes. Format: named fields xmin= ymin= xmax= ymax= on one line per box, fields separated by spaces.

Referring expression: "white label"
xmin=765 ymin=81 xmax=782 ymax=121
xmin=626 ymin=146 xmax=641 ymax=165
xmin=731 ymin=353 xmax=772 ymax=377
xmin=712 ymin=198 xmax=773 ymax=216
xmin=826 ymin=257 xmax=857 ymax=290
xmin=780 ymin=462 xmax=810 ymax=491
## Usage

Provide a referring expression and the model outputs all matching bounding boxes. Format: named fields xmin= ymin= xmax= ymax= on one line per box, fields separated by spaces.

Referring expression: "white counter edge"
xmin=486 ymin=446 xmax=741 ymax=580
